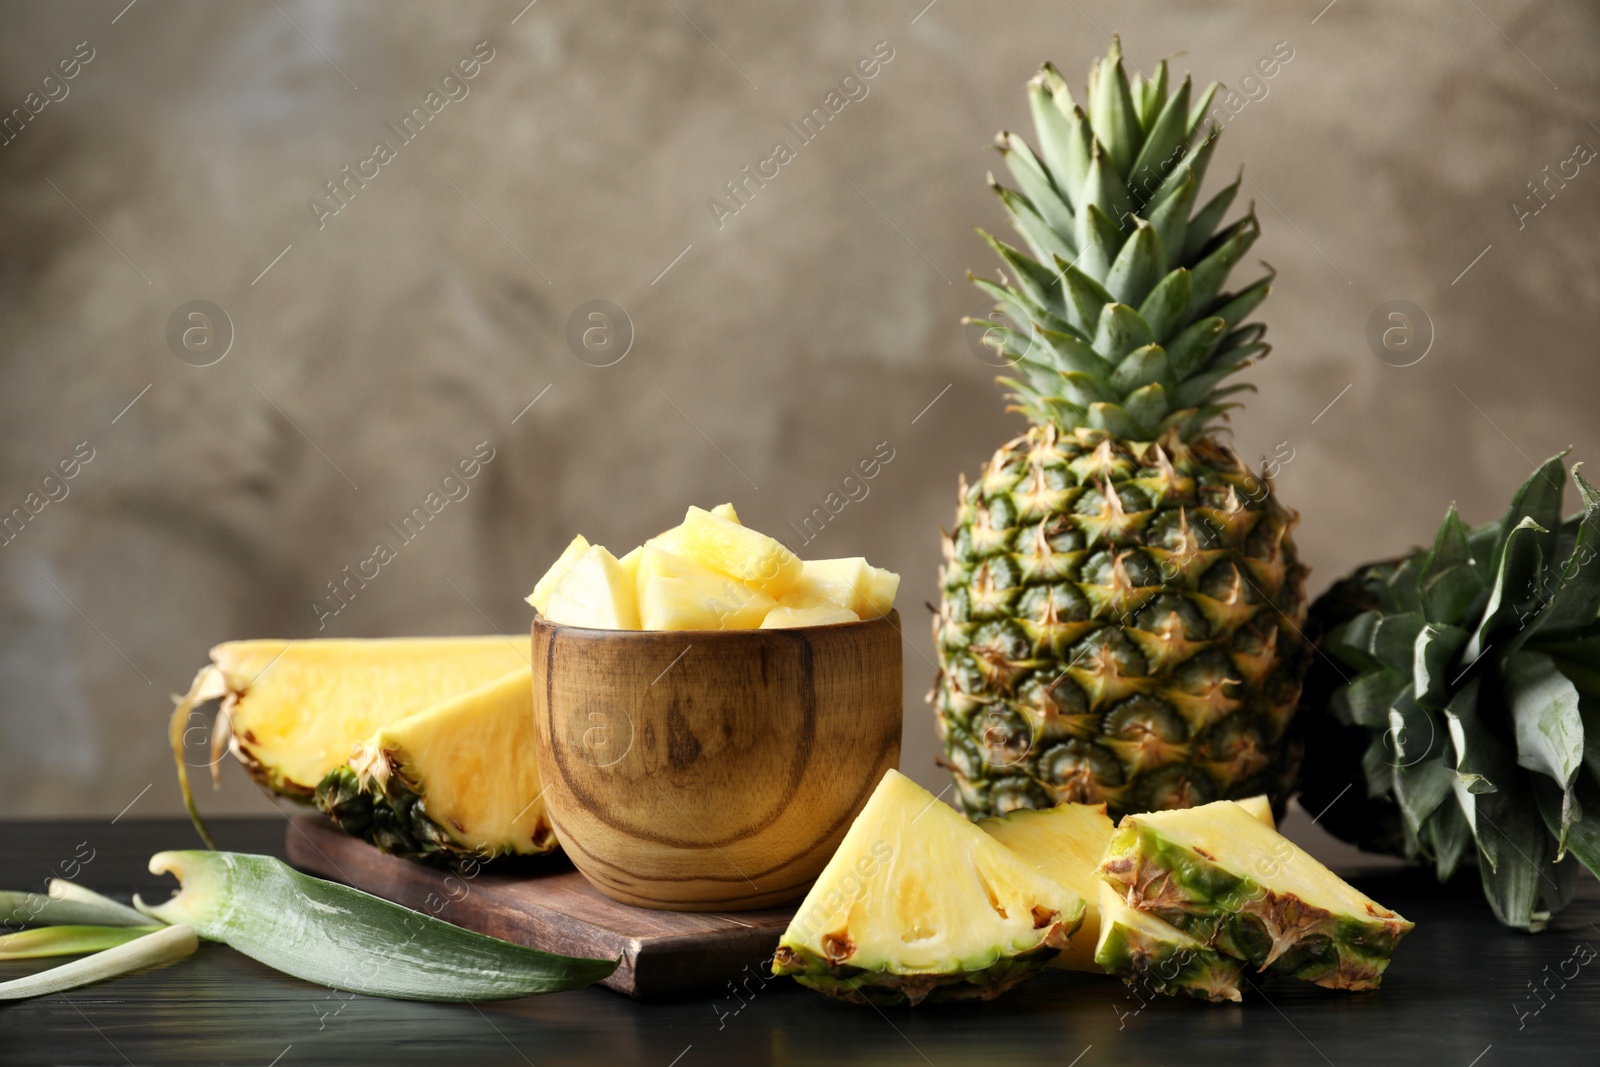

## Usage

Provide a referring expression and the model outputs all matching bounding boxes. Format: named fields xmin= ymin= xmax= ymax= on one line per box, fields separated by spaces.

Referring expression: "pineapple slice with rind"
xmin=526 ymin=535 xmax=589 ymax=613
xmin=316 ymin=667 xmax=557 ymax=862
xmin=541 ymin=545 xmax=639 ymax=629
xmin=978 ymin=803 xmax=1113 ymax=972
xmin=637 ymin=547 xmax=773 ymax=630
xmin=1100 ymin=800 xmax=1414 ymax=990
xmin=982 ymin=802 xmax=1248 ymax=1001
xmin=771 ymin=770 xmax=1084 ymax=1006
xmin=760 ymin=604 xmax=859 ymax=629
xmin=675 ymin=506 xmax=801 ymax=597
xmin=167 ymin=638 xmax=531 ymax=844
xmin=1094 ymin=882 xmax=1244 ymax=1003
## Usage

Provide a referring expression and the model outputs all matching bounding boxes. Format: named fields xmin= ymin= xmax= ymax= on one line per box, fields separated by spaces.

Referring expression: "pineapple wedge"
xmin=674 ymin=506 xmax=801 ymax=597
xmin=772 ymin=770 xmax=1084 ymax=1006
xmin=317 ymin=667 xmax=557 ymax=862
xmin=637 ymin=546 xmax=773 ymax=630
xmin=541 ymin=545 xmax=639 ymax=629
xmin=982 ymin=801 xmax=1249 ymax=1002
xmin=525 ymin=535 xmax=589 ymax=614
xmin=978 ymin=803 xmax=1114 ymax=972
xmin=1101 ymin=801 xmax=1414 ymax=990
xmin=168 ymin=637 xmax=530 ymax=843
xmin=761 ymin=604 xmax=859 ymax=629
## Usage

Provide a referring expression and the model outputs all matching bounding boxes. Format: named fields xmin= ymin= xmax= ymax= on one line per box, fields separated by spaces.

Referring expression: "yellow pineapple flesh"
xmin=168 ymin=637 xmax=530 ymax=843
xmin=772 ymin=770 xmax=1084 ymax=1005
xmin=675 ymin=506 xmax=802 ymax=597
xmin=318 ymin=667 xmax=556 ymax=861
xmin=540 ymin=544 xmax=639 ymax=629
xmin=761 ymin=604 xmax=859 ymax=629
xmin=525 ymin=535 xmax=589 ymax=614
xmin=978 ymin=802 xmax=1113 ymax=971
xmin=636 ymin=546 xmax=773 ymax=630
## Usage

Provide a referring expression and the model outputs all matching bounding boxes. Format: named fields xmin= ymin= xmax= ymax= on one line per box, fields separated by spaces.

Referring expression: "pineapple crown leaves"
xmin=971 ymin=36 xmax=1273 ymax=442
xmin=1314 ymin=453 xmax=1600 ymax=929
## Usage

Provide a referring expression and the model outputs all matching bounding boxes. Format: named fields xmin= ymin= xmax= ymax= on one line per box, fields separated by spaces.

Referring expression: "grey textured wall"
xmin=1 ymin=0 xmax=1595 ymax=819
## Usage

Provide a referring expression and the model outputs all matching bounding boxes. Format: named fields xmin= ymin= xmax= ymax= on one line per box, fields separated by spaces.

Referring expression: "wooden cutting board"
xmin=284 ymin=817 xmax=795 ymax=1000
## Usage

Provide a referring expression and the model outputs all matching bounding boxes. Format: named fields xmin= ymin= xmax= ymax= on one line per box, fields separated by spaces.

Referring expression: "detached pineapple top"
xmin=975 ymin=37 xmax=1270 ymax=442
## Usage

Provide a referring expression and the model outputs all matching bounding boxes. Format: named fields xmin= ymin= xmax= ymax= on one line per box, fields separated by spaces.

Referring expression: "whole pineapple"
xmin=932 ymin=39 xmax=1310 ymax=822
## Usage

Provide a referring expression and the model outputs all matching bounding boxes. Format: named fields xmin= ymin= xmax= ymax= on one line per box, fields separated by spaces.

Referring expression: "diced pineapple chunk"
xmin=675 ymin=506 xmax=801 ymax=597
xmin=637 ymin=546 xmax=774 ymax=630
xmin=526 ymin=535 xmax=590 ymax=613
xmin=541 ymin=545 xmax=639 ymax=629
xmin=864 ymin=566 xmax=899 ymax=618
xmin=785 ymin=558 xmax=875 ymax=615
xmin=643 ymin=502 xmax=740 ymax=557
xmin=760 ymin=604 xmax=859 ymax=629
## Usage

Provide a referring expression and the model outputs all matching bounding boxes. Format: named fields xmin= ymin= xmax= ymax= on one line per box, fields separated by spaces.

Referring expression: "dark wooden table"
xmin=2 ymin=817 xmax=1596 ymax=1066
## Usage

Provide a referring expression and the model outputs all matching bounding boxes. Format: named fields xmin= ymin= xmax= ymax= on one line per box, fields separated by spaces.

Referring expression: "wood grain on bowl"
xmin=531 ymin=613 xmax=903 ymax=911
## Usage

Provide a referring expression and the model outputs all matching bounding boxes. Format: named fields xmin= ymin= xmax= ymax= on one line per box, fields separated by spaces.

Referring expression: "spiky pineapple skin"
xmin=314 ymin=764 xmax=556 ymax=867
xmin=1094 ymin=916 xmax=1244 ymax=1003
xmin=314 ymin=766 xmax=478 ymax=866
xmin=770 ymin=938 xmax=1064 ymax=1007
xmin=932 ymin=423 xmax=1308 ymax=822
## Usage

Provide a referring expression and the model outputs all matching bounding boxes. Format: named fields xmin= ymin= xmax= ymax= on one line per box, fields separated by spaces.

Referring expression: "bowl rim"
xmin=531 ymin=608 xmax=901 ymax=638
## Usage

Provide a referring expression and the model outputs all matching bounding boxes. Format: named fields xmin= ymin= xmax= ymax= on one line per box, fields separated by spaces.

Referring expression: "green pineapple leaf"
xmin=1076 ymin=200 xmax=1125 ymax=279
xmin=1105 ymin=219 xmax=1166 ymax=307
xmin=1183 ymin=172 xmax=1240 ymax=261
xmin=1186 ymin=82 xmax=1221 ymax=137
xmin=1089 ymin=40 xmax=1141 ymax=177
xmin=1128 ymin=76 xmax=1192 ymax=203
xmin=1056 ymin=256 xmax=1116 ymax=335
xmin=1145 ymin=169 xmax=1195 ymax=265
xmin=1537 ymin=774 xmax=1600 ymax=880
xmin=994 ymin=184 xmax=1076 ymax=265
xmin=1464 ymin=517 xmax=1546 ymax=663
xmin=1498 ymin=455 xmax=1568 ymax=572
xmin=1163 ymin=317 xmax=1226 ymax=378
xmin=1412 ymin=624 xmax=1467 ymax=708
xmin=1027 ymin=65 xmax=1086 ymax=202
xmin=1475 ymin=780 xmax=1543 ymax=928
xmin=1136 ymin=267 xmax=1193 ymax=342
xmin=1504 ymin=651 xmax=1585 ymax=840
xmin=1395 ymin=757 xmax=1454 ymax=838
xmin=1000 ymin=134 xmax=1076 ymax=237
xmin=1092 ymin=303 xmax=1154 ymax=361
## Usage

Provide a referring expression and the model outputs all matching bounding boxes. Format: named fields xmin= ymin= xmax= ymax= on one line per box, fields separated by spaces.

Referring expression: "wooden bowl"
xmin=531 ymin=613 xmax=902 ymax=911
